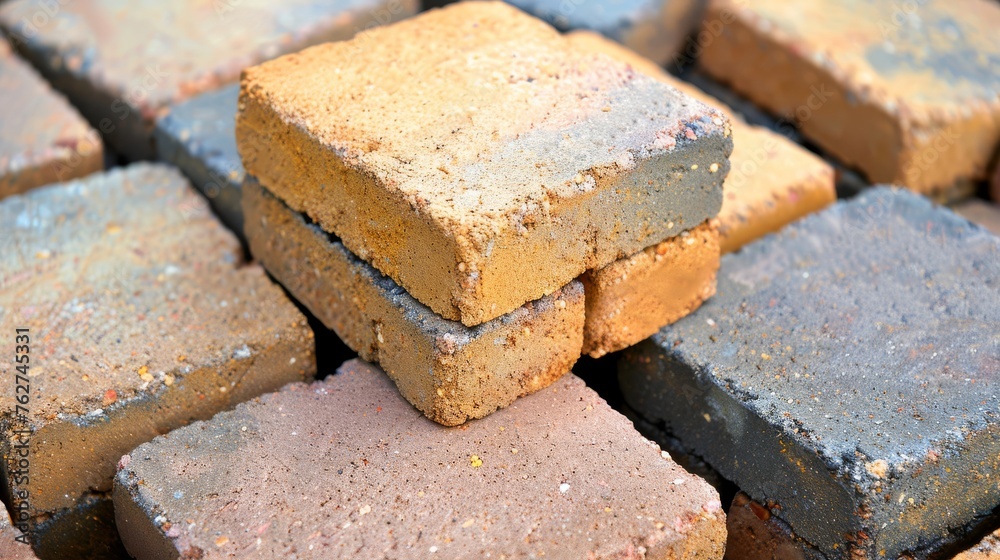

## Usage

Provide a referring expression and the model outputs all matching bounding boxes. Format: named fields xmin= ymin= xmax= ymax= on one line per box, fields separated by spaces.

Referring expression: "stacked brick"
xmin=565 ymin=30 xmax=837 ymax=254
xmin=696 ymin=0 xmax=1000 ymax=198
xmin=0 ymin=0 xmax=418 ymax=160
xmin=0 ymin=37 xmax=101 ymax=198
xmin=0 ymin=164 xmax=315 ymax=554
xmin=114 ymin=359 xmax=727 ymax=559
xmin=237 ymin=0 xmax=733 ymax=425
xmin=620 ymin=188 xmax=1000 ymax=559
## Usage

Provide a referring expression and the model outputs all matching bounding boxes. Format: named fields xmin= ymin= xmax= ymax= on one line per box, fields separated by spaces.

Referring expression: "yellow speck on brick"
xmin=470 ymin=454 xmax=483 ymax=468
xmin=215 ymin=536 xmax=229 ymax=547
xmin=866 ymin=459 xmax=889 ymax=479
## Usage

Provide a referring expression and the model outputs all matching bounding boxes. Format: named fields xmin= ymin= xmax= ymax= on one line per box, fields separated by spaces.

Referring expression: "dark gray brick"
xmin=620 ymin=187 xmax=1000 ymax=559
xmin=155 ymin=84 xmax=244 ymax=236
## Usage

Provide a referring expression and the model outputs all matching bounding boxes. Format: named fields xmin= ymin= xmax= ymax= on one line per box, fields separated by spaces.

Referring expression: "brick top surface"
xmin=117 ymin=359 xmax=725 ymax=559
xmin=715 ymin=0 xmax=1000 ymax=109
xmin=0 ymin=507 xmax=37 ymax=560
xmin=239 ymin=1 xmax=726 ymax=230
xmin=0 ymin=37 xmax=96 ymax=172
xmin=0 ymin=0 xmax=410 ymax=110
xmin=0 ymin=163 xmax=308 ymax=422
xmin=654 ymin=187 xmax=1000 ymax=467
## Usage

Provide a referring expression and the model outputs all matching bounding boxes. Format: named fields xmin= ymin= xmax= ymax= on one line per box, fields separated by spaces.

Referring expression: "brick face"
xmin=698 ymin=0 xmax=1000 ymax=195
xmin=0 ymin=164 xmax=315 ymax=526
xmin=115 ymin=359 xmax=726 ymax=560
xmin=0 ymin=38 xmax=102 ymax=198
xmin=620 ymin=188 xmax=1000 ymax=559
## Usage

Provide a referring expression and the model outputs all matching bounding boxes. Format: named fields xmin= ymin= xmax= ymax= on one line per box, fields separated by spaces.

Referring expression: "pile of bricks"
xmin=1 ymin=0 xmax=1000 ymax=559
xmin=237 ymin=1 xmax=732 ymax=425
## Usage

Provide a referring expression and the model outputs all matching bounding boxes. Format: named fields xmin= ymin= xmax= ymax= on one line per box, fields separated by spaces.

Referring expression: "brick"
xmin=0 ymin=164 xmax=315 ymax=539
xmin=698 ymin=0 xmax=1000 ymax=195
xmin=0 ymin=506 xmax=37 ymax=560
xmin=114 ymin=358 xmax=726 ymax=559
xmin=237 ymin=1 xmax=731 ymax=327
xmin=28 ymin=495 xmax=130 ymax=560
xmin=0 ymin=38 xmax=101 ymax=199
xmin=505 ymin=0 xmax=707 ymax=64
xmin=566 ymin=30 xmax=836 ymax=254
xmin=953 ymin=199 xmax=1000 ymax=236
xmin=155 ymin=84 xmax=244 ymax=236
xmin=582 ymin=221 xmax=719 ymax=358
xmin=992 ymin=161 xmax=1000 ymax=202
xmin=724 ymin=493 xmax=817 ymax=560
xmin=619 ymin=188 xmax=1000 ymax=559
xmin=244 ymin=177 xmax=583 ymax=426
xmin=957 ymin=531 xmax=1000 ymax=560
xmin=0 ymin=0 xmax=418 ymax=161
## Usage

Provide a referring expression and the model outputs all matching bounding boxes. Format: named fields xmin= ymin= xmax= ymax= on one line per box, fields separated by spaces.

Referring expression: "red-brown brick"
xmin=114 ymin=359 xmax=726 ymax=559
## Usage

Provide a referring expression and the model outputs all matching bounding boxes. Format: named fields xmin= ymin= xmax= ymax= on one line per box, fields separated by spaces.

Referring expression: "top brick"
xmin=0 ymin=0 xmax=418 ymax=160
xmin=698 ymin=0 xmax=1000 ymax=195
xmin=238 ymin=1 xmax=731 ymax=326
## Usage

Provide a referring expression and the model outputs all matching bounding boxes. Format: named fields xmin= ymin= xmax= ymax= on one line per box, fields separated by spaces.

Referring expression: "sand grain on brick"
xmin=620 ymin=188 xmax=1000 ymax=559
xmin=698 ymin=0 xmax=1000 ymax=195
xmin=0 ymin=0 xmax=417 ymax=160
xmin=567 ymin=30 xmax=835 ymax=254
xmin=237 ymin=1 xmax=731 ymax=326
xmin=506 ymin=0 xmax=707 ymax=64
xmin=0 ymin=164 xmax=315 ymax=550
xmin=244 ymin=177 xmax=583 ymax=426
xmin=0 ymin=38 xmax=101 ymax=198
xmin=114 ymin=359 xmax=726 ymax=560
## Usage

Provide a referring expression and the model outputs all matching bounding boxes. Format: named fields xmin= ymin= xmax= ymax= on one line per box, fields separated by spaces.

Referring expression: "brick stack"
xmin=620 ymin=188 xmax=1000 ymax=559
xmin=0 ymin=164 xmax=315 ymax=555
xmin=696 ymin=0 xmax=1000 ymax=199
xmin=0 ymin=0 xmax=418 ymax=161
xmin=237 ymin=1 xmax=733 ymax=425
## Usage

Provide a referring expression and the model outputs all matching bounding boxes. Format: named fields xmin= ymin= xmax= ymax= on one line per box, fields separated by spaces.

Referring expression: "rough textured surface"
xmin=958 ymin=530 xmax=1000 ymax=560
xmin=724 ymin=493 xmax=820 ymax=560
xmin=0 ymin=38 xmax=101 ymax=198
xmin=0 ymin=164 xmax=315 ymax=528
xmin=566 ymin=30 xmax=836 ymax=254
xmin=953 ymin=199 xmax=1000 ymax=236
xmin=698 ymin=0 xmax=1000 ymax=195
xmin=582 ymin=220 xmax=719 ymax=358
xmin=114 ymin=359 xmax=726 ymax=560
xmin=620 ymin=188 xmax=1000 ymax=559
xmin=0 ymin=0 xmax=418 ymax=160
xmin=155 ymin=84 xmax=244 ymax=236
xmin=237 ymin=1 xmax=731 ymax=327
xmin=506 ymin=0 xmax=707 ymax=64
xmin=244 ymin=177 xmax=583 ymax=426
xmin=0 ymin=505 xmax=38 ymax=560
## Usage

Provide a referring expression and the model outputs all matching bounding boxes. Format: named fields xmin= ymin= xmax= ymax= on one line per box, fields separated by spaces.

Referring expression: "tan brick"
xmin=0 ymin=506 xmax=37 ymax=560
xmin=582 ymin=220 xmax=719 ymax=358
xmin=698 ymin=0 xmax=1000 ymax=195
xmin=114 ymin=359 xmax=726 ymax=560
xmin=0 ymin=164 xmax=315 ymax=528
xmin=567 ymin=30 xmax=835 ymax=254
xmin=957 ymin=530 xmax=1000 ymax=560
xmin=953 ymin=199 xmax=1000 ymax=236
xmin=0 ymin=0 xmax=418 ymax=160
xmin=243 ymin=178 xmax=583 ymax=426
xmin=0 ymin=38 xmax=102 ymax=198
xmin=237 ymin=1 xmax=731 ymax=327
